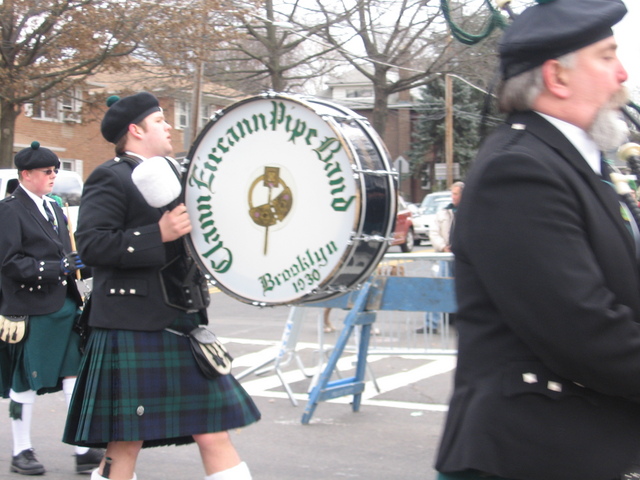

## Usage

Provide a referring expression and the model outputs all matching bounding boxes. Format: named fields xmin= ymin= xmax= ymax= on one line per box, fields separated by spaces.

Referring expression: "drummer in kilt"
xmin=63 ymin=92 xmax=260 ymax=480
xmin=0 ymin=142 xmax=103 ymax=475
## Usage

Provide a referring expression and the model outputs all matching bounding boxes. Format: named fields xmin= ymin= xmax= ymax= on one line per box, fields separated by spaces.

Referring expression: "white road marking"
xmin=228 ymin=338 xmax=455 ymax=412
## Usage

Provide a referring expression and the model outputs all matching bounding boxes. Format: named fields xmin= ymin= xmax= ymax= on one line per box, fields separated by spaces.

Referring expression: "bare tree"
xmin=0 ymin=0 xmax=169 ymax=167
xmin=312 ymin=0 xmax=504 ymax=135
xmin=203 ymin=0 xmax=347 ymax=94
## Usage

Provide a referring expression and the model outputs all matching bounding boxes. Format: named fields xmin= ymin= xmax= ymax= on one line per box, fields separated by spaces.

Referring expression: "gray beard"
xmin=589 ymin=105 xmax=629 ymax=153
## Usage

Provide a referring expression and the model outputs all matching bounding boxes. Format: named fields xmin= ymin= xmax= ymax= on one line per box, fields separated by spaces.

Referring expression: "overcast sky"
xmin=615 ymin=1 xmax=639 ymax=94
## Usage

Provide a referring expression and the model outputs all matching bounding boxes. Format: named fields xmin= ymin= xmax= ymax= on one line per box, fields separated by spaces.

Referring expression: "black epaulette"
xmin=0 ymin=195 xmax=17 ymax=203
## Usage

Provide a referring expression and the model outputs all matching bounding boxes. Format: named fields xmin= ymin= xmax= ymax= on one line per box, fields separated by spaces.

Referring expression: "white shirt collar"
xmin=535 ymin=112 xmax=601 ymax=175
xmin=125 ymin=151 xmax=147 ymax=163
xmin=19 ymin=185 xmax=56 ymax=220
xmin=124 ymin=152 xmax=181 ymax=171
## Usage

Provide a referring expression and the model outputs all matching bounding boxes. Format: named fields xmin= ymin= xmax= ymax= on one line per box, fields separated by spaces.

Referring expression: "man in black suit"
xmin=63 ymin=92 xmax=260 ymax=480
xmin=0 ymin=142 xmax=100 ymax=475
xmin=434 ymin=1 xmax=640 ymax=479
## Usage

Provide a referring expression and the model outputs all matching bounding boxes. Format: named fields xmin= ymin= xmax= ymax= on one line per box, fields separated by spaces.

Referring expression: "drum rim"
xmin=302 ymin=97 xmax=397 ymax=302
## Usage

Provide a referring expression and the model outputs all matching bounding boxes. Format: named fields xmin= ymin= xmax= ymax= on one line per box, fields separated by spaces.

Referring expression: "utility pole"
xmin=190 ymin=61 xmax=203 ymax=144
xmin=190 ymin=0 xmax=207 ymax=145
xmin=444 ymin=73 xmax=454 ymax=187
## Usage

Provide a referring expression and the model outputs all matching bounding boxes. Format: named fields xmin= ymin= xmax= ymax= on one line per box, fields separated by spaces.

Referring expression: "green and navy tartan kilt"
xmin=63 ymin=313 xmax=260 ymax=448
xmin=1 ymin=296 xmax=81 ymax=397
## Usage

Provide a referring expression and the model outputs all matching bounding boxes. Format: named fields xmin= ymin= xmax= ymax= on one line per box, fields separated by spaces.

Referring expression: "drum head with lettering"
xmin=183 ymin=94 xmax=394 ymax=305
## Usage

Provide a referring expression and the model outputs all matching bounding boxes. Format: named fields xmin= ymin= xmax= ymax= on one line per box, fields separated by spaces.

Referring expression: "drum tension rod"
xmin=352 ymin=168 xmax=399 ymax=178
xmin=350 ymin=234 xmax=394 ymax=243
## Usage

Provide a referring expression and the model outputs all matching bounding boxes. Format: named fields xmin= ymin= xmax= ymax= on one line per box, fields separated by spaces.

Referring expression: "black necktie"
xmin=43 ymin=200 xmax=58 ymax=233
xmin=601 ymin=155 xmax=614 ymax=182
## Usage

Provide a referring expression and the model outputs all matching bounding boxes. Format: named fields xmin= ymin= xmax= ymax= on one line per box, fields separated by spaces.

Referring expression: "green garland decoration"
xmin=440 ymin=0 xmax=508 ymax=46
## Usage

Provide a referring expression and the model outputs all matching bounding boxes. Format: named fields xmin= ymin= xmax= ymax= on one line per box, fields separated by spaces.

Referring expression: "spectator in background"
xmin=417 ymin=182 xmax=464 ymax=334
xmin=430 ymin=182 xmax=464 ymax=253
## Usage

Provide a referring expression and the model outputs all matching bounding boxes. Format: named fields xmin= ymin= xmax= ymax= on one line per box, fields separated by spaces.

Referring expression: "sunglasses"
xmin=36 ymin=168 xmax=59 ymax=175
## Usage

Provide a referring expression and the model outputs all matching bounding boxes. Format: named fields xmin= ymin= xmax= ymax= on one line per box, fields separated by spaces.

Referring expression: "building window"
xmin=176 ymin=100 xmax=191 ymax=130
xmin=31 ymin=96 xmax=59 ymax=120
xmin=346 ymin=88 xmax=373 ymax=98
xmin=200 ymin=104 xmax=214 ymax=129
xmin=60 ymin=159 xmax=83 ymax=177
xmin=59 ymin=90 xmax=82 ymax=123
xmin=25 ymin=89 xmax=82 ymax=123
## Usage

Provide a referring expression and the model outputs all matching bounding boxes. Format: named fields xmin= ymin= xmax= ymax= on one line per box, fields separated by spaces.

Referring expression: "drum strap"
xmin=120 ymin=155 xmax=183 ymax=211
xmin=117 ymin=154 xmax=210 ymax=312
xmin=116 ymin=155 xmax=142 ymax=169
xmin=164 ymin=157 xmax=182 ymax=180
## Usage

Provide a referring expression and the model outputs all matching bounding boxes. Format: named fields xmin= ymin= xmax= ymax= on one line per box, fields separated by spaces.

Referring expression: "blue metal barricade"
xmin=300 ymin=253 xmax=457 ymax=424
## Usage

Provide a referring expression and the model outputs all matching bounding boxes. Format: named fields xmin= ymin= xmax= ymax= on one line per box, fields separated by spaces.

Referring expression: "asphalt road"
xmin=0 ymin=248 xmax=455 ymax=480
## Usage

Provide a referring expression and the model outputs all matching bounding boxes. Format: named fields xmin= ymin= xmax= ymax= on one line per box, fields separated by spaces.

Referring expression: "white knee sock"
xmin=11 ymin=402 xmax=33 ymax=456
xmin=205 ymin=462 xmax=251 ymax=480
xmin=90 ymin=469 xmax=105 ymax=480
xmin=62 ymin=377 xmax=76 ymax=406
xmin=9 ymin=389 xmax=36 ymax=456
xmin=62 ymin=378 xmax=89 ymax=455
xmin=90 ymin=468 xmax=137 ymax=480
xmin=9 ymin=389 xmax=37 ymax=404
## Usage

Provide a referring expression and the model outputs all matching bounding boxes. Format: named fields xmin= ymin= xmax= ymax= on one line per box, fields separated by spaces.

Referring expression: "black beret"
xmin=101 ymin=92 xmax=162 ymax=144
xmin=499 ymin=0 xmax=627 ymax=80
xmin=14 ymin=141 xmax=60 ymax=170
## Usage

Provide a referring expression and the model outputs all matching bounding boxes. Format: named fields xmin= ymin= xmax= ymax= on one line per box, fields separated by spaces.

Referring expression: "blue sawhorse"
xmin=300 ymin=274 xmax=457 ymax=425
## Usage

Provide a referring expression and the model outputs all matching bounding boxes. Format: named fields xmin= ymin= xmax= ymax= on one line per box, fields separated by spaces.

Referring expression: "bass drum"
xmin=182 ymin=93 xmax=397 ymax=306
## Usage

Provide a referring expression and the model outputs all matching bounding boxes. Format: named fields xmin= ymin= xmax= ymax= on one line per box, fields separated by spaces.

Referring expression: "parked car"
xmin=406 ymin=202 xmax=421 ymax=216
xmin=390 ymin=196 xmax=415 ymax=253
xmin=0 ymin=168 xmax=83 ymax=229
xmin=413 ymin=192 xmax=452 ymax=245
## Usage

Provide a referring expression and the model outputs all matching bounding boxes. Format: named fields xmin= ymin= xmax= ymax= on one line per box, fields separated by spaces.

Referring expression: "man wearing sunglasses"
xmin=0 ymin=141 xmax=102 ymax=475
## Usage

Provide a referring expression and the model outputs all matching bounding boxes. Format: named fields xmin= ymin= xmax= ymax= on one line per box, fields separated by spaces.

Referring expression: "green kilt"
xmin=63 ymin=313 xmax=261 ymax=448
xmin=1 ymin=297 xmax=81 ymax=396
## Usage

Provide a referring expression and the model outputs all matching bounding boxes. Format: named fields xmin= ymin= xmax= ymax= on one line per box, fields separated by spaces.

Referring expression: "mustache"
xmin=609 ymin=86 xmax=630 ymax=111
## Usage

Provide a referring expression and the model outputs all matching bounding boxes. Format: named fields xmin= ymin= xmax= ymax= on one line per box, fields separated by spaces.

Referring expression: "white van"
xmin=0 ymin=168 xmax=83 ymax=230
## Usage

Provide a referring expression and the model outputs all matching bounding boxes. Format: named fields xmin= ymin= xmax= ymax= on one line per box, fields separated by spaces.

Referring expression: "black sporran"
xmin=188 ymin=327 xmax=233 ymax=379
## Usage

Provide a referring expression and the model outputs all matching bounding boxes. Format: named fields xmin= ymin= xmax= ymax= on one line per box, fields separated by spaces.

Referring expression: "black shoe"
xmin=10 ymin=448 xmax=45 ymax=475
xmin=75 ymin=448 xmax=104 ymax=473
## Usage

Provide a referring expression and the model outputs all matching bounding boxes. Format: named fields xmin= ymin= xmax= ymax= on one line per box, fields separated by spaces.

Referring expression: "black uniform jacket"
xmin=0 ymin=186 xmax=81 ymax=315
xmin=76 ymin=156 xmax=201 ymax=331
xmin=435 ymin=111 xmax=640 ymax=480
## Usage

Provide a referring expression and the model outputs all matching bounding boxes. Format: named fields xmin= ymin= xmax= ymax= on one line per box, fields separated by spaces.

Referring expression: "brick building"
xmin=11 ymin=66 xmax=421 ymax=203
xmin=12 ymin=67 xmax=242 ymax=180
xmin=320 ymin=69 xmax=420 ymax=202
